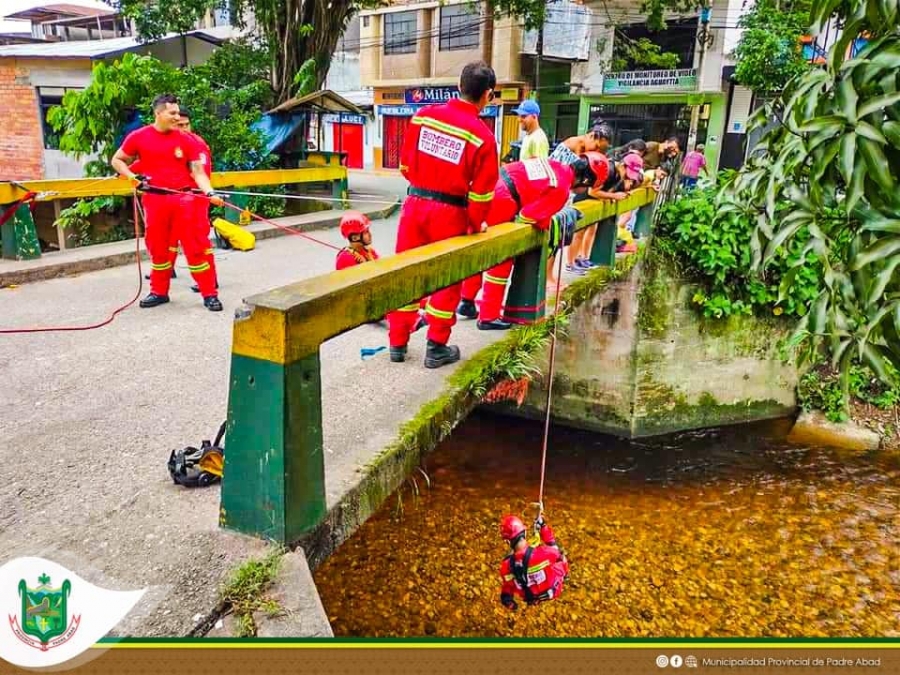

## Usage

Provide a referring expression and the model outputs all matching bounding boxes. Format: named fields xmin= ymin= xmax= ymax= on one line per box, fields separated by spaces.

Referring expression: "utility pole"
xmin=687 ymin=4 xmax=712 ymax=151
xmin=534 ymin=23 xmax=544 ymax=101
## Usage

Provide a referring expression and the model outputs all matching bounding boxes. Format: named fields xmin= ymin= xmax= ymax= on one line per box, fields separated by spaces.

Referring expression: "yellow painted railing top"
xmin=0 ymin=166 xmax=347 ymax=204
xmin=233 ymin=187 xmax=655 ymax=365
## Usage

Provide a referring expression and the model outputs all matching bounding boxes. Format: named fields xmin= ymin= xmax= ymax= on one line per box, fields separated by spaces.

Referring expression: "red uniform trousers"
xmin=142 ymin=192 xmax=217 ymax=297
xmin=387 ymin=196 xmax=468 ymax=347
xmin=166 ymin=197 xmax=218 ymax=285
xmin=460 ymin=184 xmax=520 ymax=322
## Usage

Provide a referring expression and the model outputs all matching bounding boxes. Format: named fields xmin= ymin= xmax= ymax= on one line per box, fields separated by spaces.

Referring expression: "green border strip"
xmin=95 ymin=638 xmax=900 ymax=647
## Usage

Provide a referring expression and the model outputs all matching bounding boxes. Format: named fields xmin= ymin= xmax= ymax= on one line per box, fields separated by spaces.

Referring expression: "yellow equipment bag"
xmin=213 ymin=217 xmax=256 ymax=251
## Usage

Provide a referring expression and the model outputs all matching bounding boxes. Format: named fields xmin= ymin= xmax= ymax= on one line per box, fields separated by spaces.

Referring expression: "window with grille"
xmin=439 ymin=4 xmax=480 ymax=51
xmin=384 ymin=11 xmax=417 ymax=55
xmin=38 ymin=87 xmax=80 ymax=150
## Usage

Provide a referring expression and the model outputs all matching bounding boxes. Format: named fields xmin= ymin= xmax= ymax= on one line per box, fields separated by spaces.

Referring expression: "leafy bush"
xmin=798 ymin=361 xmax=900 ymax=422
xmin=656 ymin=185 xmax=825 ymax=319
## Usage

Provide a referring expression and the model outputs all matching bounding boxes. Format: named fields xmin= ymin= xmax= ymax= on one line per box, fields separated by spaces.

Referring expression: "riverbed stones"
xmin=788 ymin=410 xmax=882 ymax=452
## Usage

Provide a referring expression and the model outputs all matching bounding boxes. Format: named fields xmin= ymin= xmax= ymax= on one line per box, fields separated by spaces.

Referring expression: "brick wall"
xmin=0 ymin=58 xmax=44 ymax=180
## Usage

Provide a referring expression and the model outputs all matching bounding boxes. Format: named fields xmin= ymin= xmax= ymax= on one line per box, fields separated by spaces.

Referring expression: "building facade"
xmin=358 ymin=0 xmax=530 ymax=170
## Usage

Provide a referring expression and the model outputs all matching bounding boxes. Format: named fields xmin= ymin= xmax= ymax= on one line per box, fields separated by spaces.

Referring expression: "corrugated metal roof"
xmin=4 ymin=4 xmax=115 ymax=20
xmin=0 ymin=29 xmax=225 ymax=59
xmin=268 ymin=90 xmax=365 ymax=115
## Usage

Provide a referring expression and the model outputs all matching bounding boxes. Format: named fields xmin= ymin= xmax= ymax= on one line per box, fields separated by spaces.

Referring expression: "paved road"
xmin=0 ymin=176 xmax=509 ymax=636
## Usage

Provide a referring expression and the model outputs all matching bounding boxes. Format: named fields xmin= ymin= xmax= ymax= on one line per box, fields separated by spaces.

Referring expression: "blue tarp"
xmin=251 ymin=112 xmax=307 ymax=156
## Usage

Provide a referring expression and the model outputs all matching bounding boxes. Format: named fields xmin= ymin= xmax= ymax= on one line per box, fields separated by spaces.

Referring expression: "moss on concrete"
xmin=636 ymin=246 xmax=675 ymax=339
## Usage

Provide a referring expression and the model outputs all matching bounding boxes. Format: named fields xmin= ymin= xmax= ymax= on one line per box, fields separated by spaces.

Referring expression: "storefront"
xmin=578 ymin=69 xmax=726 ymax=171
xmin=320 ymin=112 xmax=371 ymax=169
xmin=373 ymin=85 xmax=523 ymax=170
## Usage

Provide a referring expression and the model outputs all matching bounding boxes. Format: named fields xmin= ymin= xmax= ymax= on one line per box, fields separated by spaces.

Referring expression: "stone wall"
xmin=499 ymin=248 xmax=800 ymax=438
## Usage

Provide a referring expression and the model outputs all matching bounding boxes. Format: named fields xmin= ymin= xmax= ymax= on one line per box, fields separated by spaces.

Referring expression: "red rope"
xmin=537 ymin=248 xmax=566 ymax=508
xmin=0 ymin=193 xmax=145 ymax=335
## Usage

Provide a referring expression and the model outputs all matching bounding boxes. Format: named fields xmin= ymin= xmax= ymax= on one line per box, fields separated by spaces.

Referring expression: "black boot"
xmin=139 ymin=293 xmax=169 ymax=308
xmin=192 ymin=280 xmax=220 ymax=293
xmin=477 ymin=318 xmax=512 ymax=331
xmin=457 ymin=299 xmax=477 ymax=319
xmin=146 ymin=268 xmax=176 ymax=280
xmin=390 ymin=345 xmax=407 ymax=363
xmin=204 ymin=296 xmax=223 ymax=312
xmin=413 ymin=315 xmax=427 ymax=332
xmin=424 ymin=340 xmax=460 ymax=369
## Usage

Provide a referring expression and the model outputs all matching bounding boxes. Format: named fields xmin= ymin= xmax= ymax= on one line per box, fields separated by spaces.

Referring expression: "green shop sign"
xmin=602 ymin=68 xmax=698 ymax=95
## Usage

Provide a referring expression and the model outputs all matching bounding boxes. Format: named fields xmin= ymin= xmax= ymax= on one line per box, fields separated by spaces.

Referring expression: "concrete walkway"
xmin=0 ymin=170 xmax=590 ymax=637
xmin=0 ymin=200 xmax=496 ymax=637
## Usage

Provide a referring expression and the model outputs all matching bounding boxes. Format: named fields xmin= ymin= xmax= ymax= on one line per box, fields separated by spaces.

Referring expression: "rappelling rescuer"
xmin=111 ymin=93 xmax=224 ymax=312
xmin=456 ymin=153 xmax=610 ymax=327
xmin=499 ymin=514 xmax=569 ymax=610
xmin=386 ymin=60 xmax=499 ymax=369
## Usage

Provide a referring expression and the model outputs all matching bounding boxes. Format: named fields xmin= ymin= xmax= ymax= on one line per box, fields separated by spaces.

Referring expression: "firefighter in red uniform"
xmin=335 ymin=211 xmax=379 ymax=269
xmin=499 ymin=514 xmax=569 ymax=610
xmin=457 ymin=154 xmax=608 ymax=326
xmin=386 ymin=61 xmax=499 ymax=368
xmin=174 ymin=107 xmax=220 ymax=294
xmin=111 ymin=93 xmax=223 ymax=311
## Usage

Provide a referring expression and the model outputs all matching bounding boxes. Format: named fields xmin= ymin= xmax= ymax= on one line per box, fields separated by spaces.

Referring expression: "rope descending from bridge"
xmin=534 ymin=238 xmax=568 ymax=522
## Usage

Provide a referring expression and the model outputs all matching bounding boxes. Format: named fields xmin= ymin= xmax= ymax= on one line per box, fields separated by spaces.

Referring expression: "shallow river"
xmin=313 ymin=411 xmax=900 ymax=637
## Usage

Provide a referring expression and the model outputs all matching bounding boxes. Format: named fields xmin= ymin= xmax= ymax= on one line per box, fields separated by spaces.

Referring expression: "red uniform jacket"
xmin=501 ymin=159 xmax=573 ymax=232
xmin=400 ymin=98 xmax=498 ymax=231
xmin=499 ymin=523 xmax=569 ymax=608
xmin=119 ymin=126 xmax=201 ymax=190
xmin=335 ymin=246 xmax=379 ymax=270
xmin=190 ymin=132 xmax=213 ymax=179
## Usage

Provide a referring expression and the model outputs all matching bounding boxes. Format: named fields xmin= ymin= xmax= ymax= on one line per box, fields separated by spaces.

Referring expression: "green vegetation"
xmin=656 ymin=184 xmax=827 ymax=319
xmin=798 ymin=361 xmax=900 ymax=422
xmin=720 ymin=0 xmax=900 ymax=401
xmin=733 ymin=0 xmax=813 ymax=95
xmin=219 ymin=547 xmax=285 ymax=637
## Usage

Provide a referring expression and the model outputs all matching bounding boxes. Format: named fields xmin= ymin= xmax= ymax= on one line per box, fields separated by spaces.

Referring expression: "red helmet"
xmin=583 ymin=151 xmax=610 ymax=188
xmin=340 ymin=211 xmax=371 ymax=239
xmin=500 ymin=515 xmax=527 ymax=541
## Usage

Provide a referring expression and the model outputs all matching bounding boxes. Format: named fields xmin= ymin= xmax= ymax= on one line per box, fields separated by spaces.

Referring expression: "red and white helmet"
xmin=340 ymin=211 xmax=371 ymax=240
xmin=583 ymin=151 xmax=611 ymax=188
xmin=500 ymin=515 xmax=527 ymax=542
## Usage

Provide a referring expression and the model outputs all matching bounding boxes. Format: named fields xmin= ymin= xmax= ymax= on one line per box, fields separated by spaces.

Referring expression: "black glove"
xmin=131 ymin=174 xmax=151 ymax=192
xmin=500 ymin=593 xmax=518 ymax=611
xmin=534 ymin=514 xmax=547 ymax=530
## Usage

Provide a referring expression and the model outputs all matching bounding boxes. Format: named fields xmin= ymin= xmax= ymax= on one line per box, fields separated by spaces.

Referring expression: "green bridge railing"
xmin=221 ymin=187 xmax=657 ymax=544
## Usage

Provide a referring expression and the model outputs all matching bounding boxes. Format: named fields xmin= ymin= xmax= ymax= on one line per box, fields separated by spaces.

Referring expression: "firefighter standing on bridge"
xmin=111 ymin=93 xmax=223 ymax=312
xmin=456 ymin=154 xmax=609 ymax=327
xmin=386 ymin=61 xmax=499 ymax=368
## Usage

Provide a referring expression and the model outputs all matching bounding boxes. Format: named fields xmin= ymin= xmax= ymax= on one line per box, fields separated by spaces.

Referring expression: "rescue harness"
xmin=167 ymin=420 xmax=226 ymax=488
xmin=340 ymin=246 xmax=377 ymax=265
xmin=505 ymin=546 xmax=553 ymax=606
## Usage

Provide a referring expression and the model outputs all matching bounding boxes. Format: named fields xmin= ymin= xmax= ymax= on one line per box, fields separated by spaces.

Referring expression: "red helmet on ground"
xmin=500 ymin=515 xmax=527 ymax=541
xmin=340 ymin=211 xmax=371 ymax=239
xmin=583 ymin=151 xmax=610 ymax=188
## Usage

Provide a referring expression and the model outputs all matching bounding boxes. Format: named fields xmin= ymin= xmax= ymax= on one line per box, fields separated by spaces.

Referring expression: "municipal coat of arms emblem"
xmin=9 ymin=573 xmax=80 ymax=651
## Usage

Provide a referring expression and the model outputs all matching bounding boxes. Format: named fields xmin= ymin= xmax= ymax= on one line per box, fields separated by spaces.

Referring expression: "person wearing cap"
xmin=616 ymin=150 xmax=647 ymax=234
xmin=514 ymin=99 xmax=549 ymax=161
xmin=680 ymin=144 xmax=708 ymax=190
xmin=498 ymin=513 xmax=568 ymax=610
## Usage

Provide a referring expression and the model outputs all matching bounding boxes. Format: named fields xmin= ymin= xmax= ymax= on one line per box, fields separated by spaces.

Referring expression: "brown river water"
xmin=313 ymin=411 xmax=900 ymax=638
